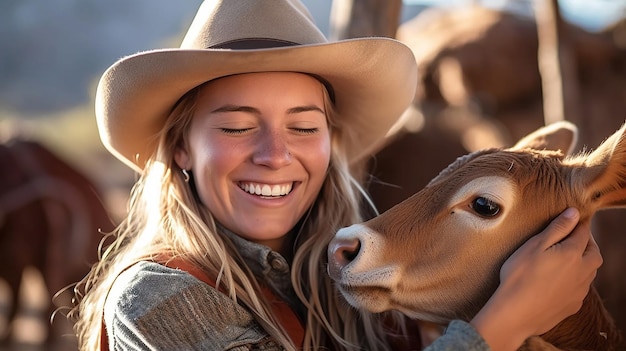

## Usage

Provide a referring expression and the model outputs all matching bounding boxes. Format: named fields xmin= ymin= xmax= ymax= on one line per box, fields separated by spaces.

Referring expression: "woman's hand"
xmin=469 ymin=208 xmax=603 ymax=351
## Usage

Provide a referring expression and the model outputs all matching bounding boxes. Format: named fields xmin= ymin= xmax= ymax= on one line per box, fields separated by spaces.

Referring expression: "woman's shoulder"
xmin=104 ymin=261 xmax=219 ymax=320
xmin=103 ymin=261 xmax=272 ymax=349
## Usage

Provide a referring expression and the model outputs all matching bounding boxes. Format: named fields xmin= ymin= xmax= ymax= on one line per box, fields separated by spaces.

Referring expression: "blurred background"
xmin=1 ymin=0 xmax=625 ymax=350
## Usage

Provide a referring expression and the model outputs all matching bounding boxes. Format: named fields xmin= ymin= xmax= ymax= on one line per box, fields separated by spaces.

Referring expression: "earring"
xmin=182 ymin=169 xmax=190 ymax=183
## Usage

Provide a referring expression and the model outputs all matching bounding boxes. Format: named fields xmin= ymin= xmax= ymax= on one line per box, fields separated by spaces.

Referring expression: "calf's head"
xmin=328 ymin=121 xmax=626 ymax=323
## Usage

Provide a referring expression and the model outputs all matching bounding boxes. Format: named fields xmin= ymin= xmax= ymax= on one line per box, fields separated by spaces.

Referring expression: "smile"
xmin=240 ymin=182 xmax=293 ymax=197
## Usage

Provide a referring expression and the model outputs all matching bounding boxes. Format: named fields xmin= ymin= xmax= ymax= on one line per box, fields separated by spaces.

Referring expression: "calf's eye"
xmin=471 ymin=197 xmax=500 ymax=217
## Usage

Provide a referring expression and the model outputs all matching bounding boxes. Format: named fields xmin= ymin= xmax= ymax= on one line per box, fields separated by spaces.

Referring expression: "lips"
xmin=240 ymin=182 xmax=293 ymax=197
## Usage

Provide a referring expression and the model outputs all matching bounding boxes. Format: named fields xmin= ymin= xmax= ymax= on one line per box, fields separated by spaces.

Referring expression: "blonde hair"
xmin=70 ymin=82 xmax=409 ymax=351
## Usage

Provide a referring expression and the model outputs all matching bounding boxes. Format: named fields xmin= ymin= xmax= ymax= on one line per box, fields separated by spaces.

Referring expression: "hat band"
xmin=211 ymin=38 xmax=299 ymax=49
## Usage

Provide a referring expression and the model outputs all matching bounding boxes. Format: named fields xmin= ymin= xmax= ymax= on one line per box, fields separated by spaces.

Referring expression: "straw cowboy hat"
xmin=96 ymin=0 xmax=418 ymax=173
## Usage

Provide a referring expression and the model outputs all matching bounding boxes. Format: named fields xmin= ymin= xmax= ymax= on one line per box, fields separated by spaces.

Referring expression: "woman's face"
xmin=175 ymin=72 xmax=331 ymax=251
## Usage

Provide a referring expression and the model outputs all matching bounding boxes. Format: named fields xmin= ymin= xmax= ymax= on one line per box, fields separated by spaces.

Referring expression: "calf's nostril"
xmin=327 ymin=237 xmax=362 ymax=280
xmin=341 ymin=242 xmax=360 ymax=262
xmin=330 ymin=238 xmax=361 ymax=266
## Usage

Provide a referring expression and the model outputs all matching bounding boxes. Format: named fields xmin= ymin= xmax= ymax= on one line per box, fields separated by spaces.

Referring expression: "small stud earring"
xmin=182 ymin=169 xmax=190 ymax=183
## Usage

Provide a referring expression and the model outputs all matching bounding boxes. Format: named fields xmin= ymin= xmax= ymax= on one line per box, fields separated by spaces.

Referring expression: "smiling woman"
xmin=68 ymin=1 xmax=602 ymax=350
xmin=173 ymin=73 xmax=332 ymax=250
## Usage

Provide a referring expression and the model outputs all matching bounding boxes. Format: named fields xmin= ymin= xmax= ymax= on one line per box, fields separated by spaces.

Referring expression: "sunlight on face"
xmin=175 ymin=72 xmax=331 ymax=252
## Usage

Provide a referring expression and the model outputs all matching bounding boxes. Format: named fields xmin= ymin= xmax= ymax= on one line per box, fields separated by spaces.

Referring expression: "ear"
xmin=577 ymin=122 xmax=626 ymax=209
xmin=174 ymin=144 xmax=192 ymax=171
xmin=510 ymin=121 xmax=578 ymax=157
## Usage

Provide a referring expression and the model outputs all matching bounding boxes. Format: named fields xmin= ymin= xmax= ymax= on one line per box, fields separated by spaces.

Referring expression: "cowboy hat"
xmin=96 ymin=0 xmax=418 ymax=173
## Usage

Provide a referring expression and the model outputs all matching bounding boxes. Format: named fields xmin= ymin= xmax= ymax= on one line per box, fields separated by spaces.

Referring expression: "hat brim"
xmin=96 ymin=37 xmax=418 ymax=172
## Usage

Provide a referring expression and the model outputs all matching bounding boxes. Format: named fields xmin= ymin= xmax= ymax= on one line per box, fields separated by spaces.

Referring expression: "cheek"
xmin=307 ymin=137 xmax=332 ymax=184
xmin=188 ymin=128 xmax=239 ymax=166
xmin=190 ymin=139 xmax=239 ymax=192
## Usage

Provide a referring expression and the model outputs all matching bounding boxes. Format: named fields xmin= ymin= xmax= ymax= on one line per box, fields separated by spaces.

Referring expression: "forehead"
xmin=429 ymin=149 xmax=565 ymax=192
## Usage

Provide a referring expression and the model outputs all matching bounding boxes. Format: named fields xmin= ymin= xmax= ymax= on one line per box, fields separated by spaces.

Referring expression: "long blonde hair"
xmin=70 ymin=82 xmax=409 ymax=351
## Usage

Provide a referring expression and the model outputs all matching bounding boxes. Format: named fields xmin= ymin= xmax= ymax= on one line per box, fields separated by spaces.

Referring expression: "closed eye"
xmin=292 ymin=127 xmax=319 ymax=134
xmin=221 ymin=128 xmax=253 ymax=135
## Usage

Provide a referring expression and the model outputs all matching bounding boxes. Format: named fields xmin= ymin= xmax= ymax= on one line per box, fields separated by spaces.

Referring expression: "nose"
xmin=252 ymin=130 xmax=292 ymax=169
xmin=327 ymin=236 xmax=361 ymax=280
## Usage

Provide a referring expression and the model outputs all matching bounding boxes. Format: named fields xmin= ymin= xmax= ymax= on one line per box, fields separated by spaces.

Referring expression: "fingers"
xmin=537 ymin=208 xmax=581 ymax=249
xmin=584 ymin=229 xmax=602 ymax=257
xmin=556 ymin=220 xmax=603 ymax=270
xmin=582 ymin=226 xmax=603 ymax=268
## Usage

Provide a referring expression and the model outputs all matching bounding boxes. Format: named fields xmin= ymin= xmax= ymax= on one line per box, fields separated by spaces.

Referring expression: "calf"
xmin=328 ymin=121 xmax=625 ymax=350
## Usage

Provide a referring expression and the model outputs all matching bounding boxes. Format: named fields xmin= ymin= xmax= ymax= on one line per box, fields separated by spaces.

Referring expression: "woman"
xmin=71 ymin=1 xmax=602 ymax=350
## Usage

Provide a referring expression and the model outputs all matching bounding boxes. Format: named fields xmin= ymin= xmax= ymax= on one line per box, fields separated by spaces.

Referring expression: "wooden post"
xmin=329 ymin=0 xmax=402 ymax=40
xmin=534 ymin=0 xmax=581 ymax=126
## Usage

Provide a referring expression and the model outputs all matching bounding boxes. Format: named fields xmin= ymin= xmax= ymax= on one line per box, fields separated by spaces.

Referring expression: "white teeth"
xmin=271 ymin=185 xmax=281 ymax=196
xmin=262 ymin=185 xmax=271 ymax=196
xmin=242 ymin=182 xmax=292 ymax=197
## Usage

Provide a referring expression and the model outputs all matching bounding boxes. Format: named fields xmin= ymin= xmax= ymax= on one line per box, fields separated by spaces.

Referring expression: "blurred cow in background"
xmin=0 ymin=138 xmax=114 ymax=349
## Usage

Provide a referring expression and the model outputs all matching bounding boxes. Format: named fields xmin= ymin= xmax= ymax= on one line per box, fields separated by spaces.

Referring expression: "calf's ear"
xmin=510 ymin=121 xmax=578 ymax=157
xmin=577 ymin=122 xmax=626 ymax=209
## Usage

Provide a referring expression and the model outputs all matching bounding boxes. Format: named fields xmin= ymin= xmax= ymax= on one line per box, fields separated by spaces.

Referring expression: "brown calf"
xmin=329 ymin=121 xmax=625 ymax=350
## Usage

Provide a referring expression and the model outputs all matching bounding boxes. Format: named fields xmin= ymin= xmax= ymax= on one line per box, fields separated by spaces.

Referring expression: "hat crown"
xmin=181 ymin=0 xmax=328 ymax=50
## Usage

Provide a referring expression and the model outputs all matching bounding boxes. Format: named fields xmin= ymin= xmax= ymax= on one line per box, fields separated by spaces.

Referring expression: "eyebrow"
xmin=211 ymin=104 xmax=325 ymax=115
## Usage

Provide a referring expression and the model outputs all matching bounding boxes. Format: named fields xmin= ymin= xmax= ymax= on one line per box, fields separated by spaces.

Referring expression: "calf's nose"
xmin=327 ymin=237 xmax=361 ymax=280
